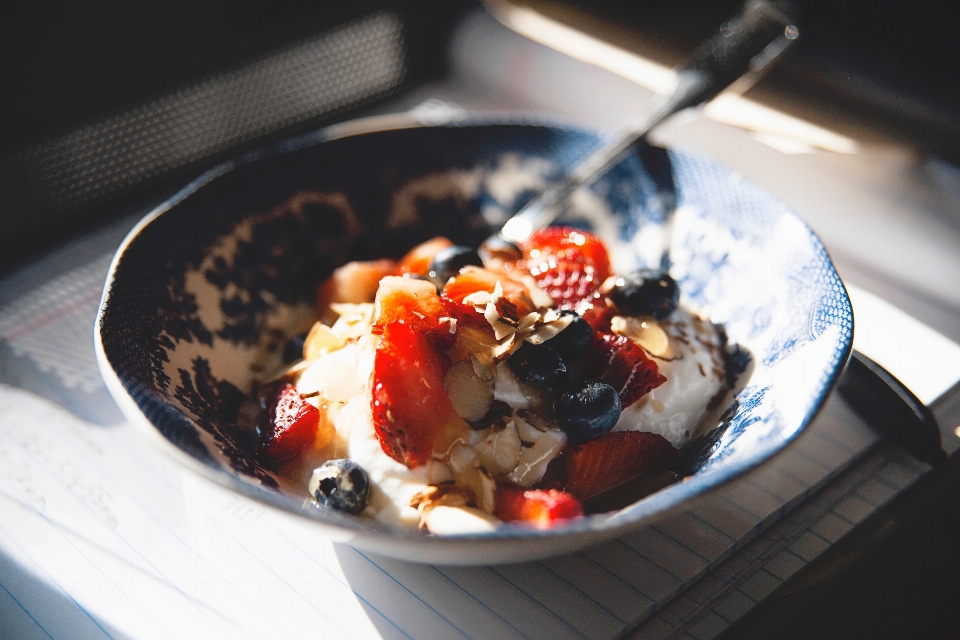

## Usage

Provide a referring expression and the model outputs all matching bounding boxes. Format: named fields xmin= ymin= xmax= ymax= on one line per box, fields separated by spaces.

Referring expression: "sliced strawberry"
xmin=563 ymin=431 xmax=678 ymax=500
xmin=583 ymin=332 xmax=666 ymax=407
xmin=519 ymin=227 xmax=612 ymax=310
xmin=372 ymin=321 xmax=471 ymax=467
xmin=440 ymin=266 xmax=536 ymax=327
xmin=396 ymin=236 xmax=453 ymax=276
xmin=495 ymin=483 xmax=584 ymax=528
xmin=258 ymin=384 xmax=320 ymax=464
xmin=373 ymin=276 xmax=455 ymax=345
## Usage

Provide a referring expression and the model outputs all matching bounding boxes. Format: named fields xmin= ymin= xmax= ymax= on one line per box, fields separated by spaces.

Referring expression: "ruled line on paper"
xmin=0 ymin=431 xmax=236 ymax=638
xmin=0 ymin=579 xmax=58 ymax=640
xmin=0 ymin=377 xmax=889 ymax=640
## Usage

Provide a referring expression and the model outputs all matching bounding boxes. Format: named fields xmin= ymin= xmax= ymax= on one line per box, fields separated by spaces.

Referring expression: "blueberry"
xmin=429 ymin=245 xmax=484 ymax=283
xmin=312 ymin=459 xmax=371 ymax=515
xmin=547 ymin=311 xmax=593 ymax=360
xmin=509 ymin=342 xmax=568 ymax=388
xmin=555 ymin=381 xmax=622 ymax=444
xmin=608 ymin=270 xmax=679 ymax=319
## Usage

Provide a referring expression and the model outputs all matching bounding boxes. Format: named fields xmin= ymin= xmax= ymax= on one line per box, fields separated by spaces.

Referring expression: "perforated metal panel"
xmin=0 ymin=11 xmax=406 ymax=259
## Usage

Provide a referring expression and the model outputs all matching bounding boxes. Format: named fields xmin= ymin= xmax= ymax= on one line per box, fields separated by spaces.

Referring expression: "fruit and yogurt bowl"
xmin=251 ymin=227 xmax=738 ymax=534
xmin=96 ymin=117 xmax=853 ymax=563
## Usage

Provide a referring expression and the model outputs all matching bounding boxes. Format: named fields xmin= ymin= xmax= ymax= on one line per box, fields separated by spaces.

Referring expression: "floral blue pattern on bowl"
xmin=95 ymin=113 xmax=852 ymax=565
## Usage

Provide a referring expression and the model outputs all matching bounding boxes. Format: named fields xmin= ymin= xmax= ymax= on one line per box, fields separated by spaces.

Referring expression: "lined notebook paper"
xmin=0 ymin=255 xmax=954 ymax=640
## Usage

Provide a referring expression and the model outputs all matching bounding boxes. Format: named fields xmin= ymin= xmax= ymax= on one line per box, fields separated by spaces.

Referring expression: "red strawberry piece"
xmin=396 ymin=236 xmax=453 ymax=276
xmin=519 ymin=227 xmax=612 ymax=310
xmin=580 ymin=299 xmax=617 ymax=334
xmin=563 ymin=431 xmax=678 ymax=500
xmin=440 ymin=266 xmax=536 ymax=327
xmin=584 ymin=333 xmax=666 ymax=407
xmin=372 ymin=321 xmax=471 ymax=467
xmin=258 ymin=384 xmax=320 ymax=464
xmin=495 ymin=483 xmax=584 ymax=528
xmin=372 ymin=276 xmax=455 ymax=346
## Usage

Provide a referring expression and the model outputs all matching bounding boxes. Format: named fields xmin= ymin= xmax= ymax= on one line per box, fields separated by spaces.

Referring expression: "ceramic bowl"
xmin=95 ymin=113 xmax=852 ymax=565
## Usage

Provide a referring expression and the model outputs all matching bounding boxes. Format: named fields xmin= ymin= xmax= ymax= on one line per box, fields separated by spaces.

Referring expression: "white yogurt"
xmin=613 ymin=308 xmax=726 ymax=447
xmin=292 ymin=303 xmax=726 ymax=531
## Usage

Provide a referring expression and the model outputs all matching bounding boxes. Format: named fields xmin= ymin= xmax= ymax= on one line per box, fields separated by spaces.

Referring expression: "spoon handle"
xmin=496 ymin=0 xmax=798 ymax=247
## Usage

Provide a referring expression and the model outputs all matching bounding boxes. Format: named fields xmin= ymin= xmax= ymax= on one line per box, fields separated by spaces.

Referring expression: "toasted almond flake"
xmin=303 ymin=322 xmax=347 ymax=360
xmin=439 ymin=316 xmax=450 ymax=323
xmin=507 ymin=428 xmax=567 ymax=486
xmin=541 ymin=308 xmax=562 ymax=323
xmin=484 ymin=302 xmax=515 ymax=340
xmin=493 ymin=361 xmax=530 ymax=409
xmin=463 ymin=291 xmax=492 ymax=307
xmin=449 ymin=318 xmax=457 ymax=334
xmin=492 ymin=280 xmax=504 ymax=301
xmin=475 ymin=420 xmax=522 ymax=474
xmin=448 ymin=442 xmax=478 ymax=475
xmin=524 ymin=312 xmax=574 ymax=345
xmin=611 ymin=315 xmax=670 ymax=356
xmin=410 ymin=484 xmax=470 ymax=514
xmin=516 ymin=312 xmax=540 ymax=332
xmin=492 ymin=333 xmax=522 ymax=360
xmin=513 ymin=414 xmax=546 ymax=442
xmin=329 ymin=302 xmax=374 ymax=339
xmin=470 ymin=353 xmax=496 ymax=381
xmin=444 ymin=360 xmax=494 ymax=422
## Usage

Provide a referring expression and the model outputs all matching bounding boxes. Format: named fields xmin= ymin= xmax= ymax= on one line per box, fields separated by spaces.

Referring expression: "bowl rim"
xmin=94 ymin=110 xmax=854 ymax=558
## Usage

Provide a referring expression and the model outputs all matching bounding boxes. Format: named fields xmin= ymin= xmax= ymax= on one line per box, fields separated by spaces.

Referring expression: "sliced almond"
xmin=484 ymin=302 xmax=515 ymax=340
xmin=448 ymin=442 xmax=478 ymax=475
xmin=507 ymin=428 xmax=567 ymax=487
xmin=448 ymin=324 xmax=500 ymax=370
xmin=303 ymin=322 xmax=347 ymax=360
xmin=329 ymin=302 xmax=374 ymax=340
xmin=523 ymin=312 xmax=573 ymax=345
xmin=513 ymin=414 xmax=546 ymax=442
xmin=462 ymin=290 xmax=493 ymax=307
xmin=493 ymin=361 xmax=529 ymax=409
xmin=516 ymin=312 xmax=540 ymax=332
xmin=611 ymin=315 xmax=670 ymax=356
xmin=491 ymin=333 xmax=523 ymax=361
xmin=470 ymin=353 xmax=496 ymax=382
xmin=444 ymin=360 xmax=494 ymax=422
xmin=474 ymin=420 xmax=522 ymax=475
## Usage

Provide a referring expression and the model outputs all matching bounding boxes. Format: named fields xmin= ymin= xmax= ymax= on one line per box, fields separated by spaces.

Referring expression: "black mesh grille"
xmin=0 ymin=11 xmax=406 ymax=257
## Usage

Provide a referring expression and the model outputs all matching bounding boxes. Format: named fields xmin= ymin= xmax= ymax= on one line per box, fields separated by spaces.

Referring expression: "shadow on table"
xmin=0 ymin=549 xmax=133 ymax=640
xmin=0 ymin=341 xmax=125 ymax=426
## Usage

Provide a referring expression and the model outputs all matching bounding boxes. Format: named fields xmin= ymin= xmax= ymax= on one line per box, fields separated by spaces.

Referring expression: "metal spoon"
xmin=486 ymin=0 xmax=799 ymax=265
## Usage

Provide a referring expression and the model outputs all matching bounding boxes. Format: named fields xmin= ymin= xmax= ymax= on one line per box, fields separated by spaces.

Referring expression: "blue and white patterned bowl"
xmin=95 ymin=113 xmax=852 ymax=565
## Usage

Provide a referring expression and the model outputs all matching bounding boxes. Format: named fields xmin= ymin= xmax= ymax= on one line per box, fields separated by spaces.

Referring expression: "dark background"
xmin=2 ymin=0 xmax=959 ymax=269
xmin=4 ymin=0 xmax=959 ymax=151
